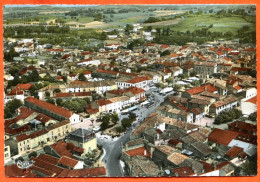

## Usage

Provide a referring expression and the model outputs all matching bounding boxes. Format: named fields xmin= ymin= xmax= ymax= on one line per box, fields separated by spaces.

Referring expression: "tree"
xmin=248 ymin=112 xmax=257 ymax=122
xmin=242 ymin=155 xmax=257 ymax=175
xmin=121 ymin=118 xmax=132 ymax=129
xmin=100 ymin=120 xmax=109 ymax=131
xmin=129 ymin=113 xmax=137 ymax=121
xmin=56 ymin=98 xmax=63 ymax=106
xmin=45 ymin=91 xmax=50 ymax=98
xmin=160 ymin=50 xmax=171 ymax=57
xmin=46 ymin=98 xmax=55 ymax=105
xmin=4 ymin=99 xmax=23 ymax=119
xmin=110 ymin=113 xmax=119 ymax=124
xmin=174 ymin=84 xmax=182 ymax=91
xmin=62 ymin=76 xmax=67 ymax=83
xmin=28 ymin=151 xmax=37 ymax=158
xmin=190 ymin=71 xmax=197 ymax=77
xmin=53 ymin=88 xmax=61 ymax=94
xmin=78 ymin=73 xmax=86 ymax=81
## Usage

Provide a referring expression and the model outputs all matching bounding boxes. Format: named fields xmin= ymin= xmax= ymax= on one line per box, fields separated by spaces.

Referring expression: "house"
xmin=77 ymin=59 xmax=101 ymax=66
xmin=241 ymin=96 xmax=257 ymax=116
xmin=67 ymin=128 xmax=97 ymax=153
xmin=106 ymin=87 xmax=146 ymax=103
xmin=16 ymin=120 xmax=71 ymax=155
xmin=123 ymin=155 xmax=160 ymax=177
xmin=93 ymin=69 xmax=119 ymax=79
xmin=116 ymin=76 xmax=153 ymax=91
xmin=209 ymin=96 xmax=238 ymax=115
xmin=57 ymin=155 xmax=84 ymax=169
xmin=86 ymin=96 xmax=130 ymax=115
xmin=182 ymin=84 xmax=218 ymax=98
xmin=104 ymin=44 xmax=120 ymax=50
xmin=208 ymin=128 xmax=239 ymax=154
xmin=24 ymin=97 xmax=81 ymax=124
xmin=156 ymin=106 xmax=193 ymax=123
xmin=194 ymin=62 xmax=217 ymax=78
xmin=228 ymin=121 xmax=257 ymax=145
xmin=83 ymin=70 xmax=92 ymax=79
xmin=66 ymin=80 xmax=117 ymax=94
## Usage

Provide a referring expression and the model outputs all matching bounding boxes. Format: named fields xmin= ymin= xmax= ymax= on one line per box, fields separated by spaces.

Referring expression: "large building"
xmin=67 ymin=128 xmax=97 ymax=154
xmin=24 ymin=97 xmax=81 ymax=124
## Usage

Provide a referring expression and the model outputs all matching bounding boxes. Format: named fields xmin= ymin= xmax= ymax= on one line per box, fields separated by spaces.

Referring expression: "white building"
xmin=77 ymin=59 xmax=101 ymax=66
xmin=241 ymin=96 xmax=257 ymax=116
xmin=116 ymin=76 xmax=153 ymax=90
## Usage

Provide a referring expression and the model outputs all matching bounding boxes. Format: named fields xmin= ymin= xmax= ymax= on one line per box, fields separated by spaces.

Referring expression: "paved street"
xmin=97 ymin=88 xmax=174 ymax=177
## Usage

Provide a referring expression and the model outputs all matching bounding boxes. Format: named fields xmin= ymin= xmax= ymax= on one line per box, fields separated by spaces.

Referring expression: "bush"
xmin=15 ymin=157 xmax=24 ymax=163
xmin=214 ymin=109 xmax=242 ymax=124
xmin=28 ymin=151 xmax=37 ymax=159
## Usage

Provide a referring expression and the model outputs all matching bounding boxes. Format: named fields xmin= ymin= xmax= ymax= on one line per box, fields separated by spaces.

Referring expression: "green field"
xmin=169 ymin=14 xmax=255 ymax=33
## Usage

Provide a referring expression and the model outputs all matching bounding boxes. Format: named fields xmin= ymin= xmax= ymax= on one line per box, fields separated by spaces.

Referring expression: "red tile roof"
xmin=96 ymin=69 xmax=118 ymax=75
xmin=46 ymin=48 xmax=63 ymax=52
xmin=225 ymin=146 xmax=243 ymax=158
xmin=199 ymin=161 xmax=214 ymax=173
xmin=171 ymin=166 xmax=195 ymax=176
xmin=125 ymin=87 xmax=145 ymax=95
xmin=61 ymin=54 xmax=71 ymax=59
xmin=125 ymin=146 xmax=151 ymax=158
xmin=37 ymin=154 xmax=59 ymax=165
xmin=56 ymin=167 xmax=106 ymax=177
xmin=16 ymin=133 xmax=30 ymax=142
xmin=234 ymin=85 xmax=242 ymax=90
xmin=86 ymin=104 xmax=99 ymax=114
xmin=50 ymin=141 xmax=74 ymax=158
xmin=5 ymin=164 xmax=27 ymax=177
xmin=168 ymin=139 xmax=181 ymax=146
xmin=81 ymin=51 xmax=94 ymax=55
xmin=185 ymin=84 xmax=217 ymax=95
xmin=143 ymin=43 xmax=156 ymax=46
xmin=228 ymin=121 xmax=256 ymax=133
xmin=245 ymin=96 xmax=257 ymax=104
xmin=15 ymin=83 xmax=33 ymax=90
xmin=32 ymin=156 xmax=63 ymax=174
xmin=208 ymin=128 xmax=239 ymax=146
xmin=160 ymin=44 xmax=170 ymax=48
xmin=243 ymin=48 xmax=256 ymax=52
xmin=83 ymin=70 xmax=91 ymax=75
xmin=7 ymin=87 xmax=24 ymax=96
xmin=96 ymin=99 xmax=112 ymax=106
xmin=35 ymin=113 xmax=51 ymax=123
xmin=25 ymin=97 xmax=73 ymax=118
xmin=58 ymin=156 xmax=79 ymax=168
xmin=126 ymin=76 xmax=151 ymax=84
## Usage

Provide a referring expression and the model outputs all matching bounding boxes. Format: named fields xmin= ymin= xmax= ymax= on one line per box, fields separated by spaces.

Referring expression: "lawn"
xmin=169 ymin=14 xmax=255 ymax=34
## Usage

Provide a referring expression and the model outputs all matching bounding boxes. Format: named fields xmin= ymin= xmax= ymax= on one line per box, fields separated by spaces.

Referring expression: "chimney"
xmin=144 ymin=149 xmax=147 ymax=156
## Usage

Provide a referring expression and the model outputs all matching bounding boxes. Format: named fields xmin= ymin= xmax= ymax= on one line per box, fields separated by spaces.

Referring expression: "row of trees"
xmin=115 ymin=113 xmax=137 ymax=133
xmin=100 ymin=113 xmax=119 ymax=131
xmin=46 ymin=98 xmax=91 ymax=113
xmin=214 ymin=109 xmax=242 ymax=125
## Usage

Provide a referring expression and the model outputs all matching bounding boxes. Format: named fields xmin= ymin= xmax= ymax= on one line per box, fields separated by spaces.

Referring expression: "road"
xmin=97 ymin=88 xmax=174 ymax=177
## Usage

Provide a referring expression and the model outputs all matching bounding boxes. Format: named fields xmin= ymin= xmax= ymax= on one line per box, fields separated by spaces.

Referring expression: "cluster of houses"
xmin=3 ymin=25 xmax=257 ymax=177
xmin=121 ymin=113 xmax=257 ymax=177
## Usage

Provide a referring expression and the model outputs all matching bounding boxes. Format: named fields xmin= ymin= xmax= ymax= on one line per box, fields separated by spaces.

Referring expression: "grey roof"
xmin=191 ymin=142 xmax=211 ymax=156
xmin=70 ymin=128 xmax=92 ymax=138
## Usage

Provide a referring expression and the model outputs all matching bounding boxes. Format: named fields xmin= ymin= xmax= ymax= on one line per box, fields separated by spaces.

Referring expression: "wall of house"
xmin=241 ymin=101 xmax=257 ymax=116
